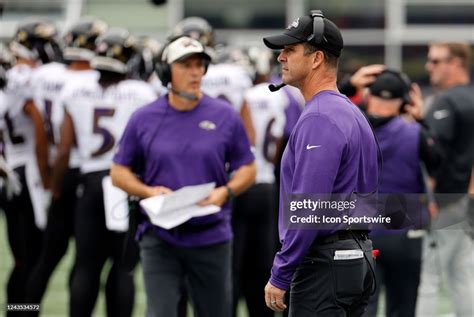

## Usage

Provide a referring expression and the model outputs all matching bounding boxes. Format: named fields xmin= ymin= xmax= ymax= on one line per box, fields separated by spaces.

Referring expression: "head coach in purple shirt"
xmin=110 ymin=36 xmax=256 ymax=317
xmin=263 ymin=11 xmax=378 ymax=316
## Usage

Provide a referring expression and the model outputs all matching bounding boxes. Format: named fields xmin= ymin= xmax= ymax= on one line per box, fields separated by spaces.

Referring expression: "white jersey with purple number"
xmin=3 ymin=64 xmax=36 ymax=169
xmin=245 ymin=82 xmax=287 ymax=184
xmin=32 ymin=62 xmax=67 ymax=164
xmin=201 ymin=63 xmax=252 ymax=112
xmin=62 ymin=78 xmax=156 ymax=173
xmin=60 ymin=69 xmax=100 ymax=168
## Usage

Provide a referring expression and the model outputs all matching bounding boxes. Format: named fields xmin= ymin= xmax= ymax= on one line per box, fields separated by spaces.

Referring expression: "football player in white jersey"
xmin=231 ymin=46 xmax=288 ymax=317
xmin=0 ymin=63 xmax=8 ymax=162
xmin=0 ymin=44 xmax=13 ymax=159
xmin=171 ymin=17 xmax=256 ymax=145
xmin=52 ymin=29 xmax=156 ymax=317
xmin=25 ymin=18 xmax=107 ymax=314
xmin=131 ymin=36 xmax=168 ymax=96
xmin=2 ymin=20 xmax=60 ymax=313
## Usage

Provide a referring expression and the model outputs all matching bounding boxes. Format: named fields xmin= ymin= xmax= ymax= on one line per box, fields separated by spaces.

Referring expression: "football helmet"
xmin=0 ymin=43 xmax=15 ymax=71
xmin=91 ymin=28 xmax=140 ymax=75
xmin=246 ymin=46 xmax=273 ymax=77
xmin=63 ymin=17 xmax=108 ymax=62
xmin=9 ymin=19 xmax=62 ymax=64
xmin=129 ymin=36 xmax=162 ymax=81
xmin=171 ymin=17 xmax=215 ymax=47
xmin=215 ymin=45 xmax=255 ymax=78
xmin=0 ymin=65 xmax=6 ymax=89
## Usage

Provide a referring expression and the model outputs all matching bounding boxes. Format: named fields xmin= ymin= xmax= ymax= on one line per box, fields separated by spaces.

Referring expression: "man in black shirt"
xmin=417 ymin=42 xmax=473 ymax=317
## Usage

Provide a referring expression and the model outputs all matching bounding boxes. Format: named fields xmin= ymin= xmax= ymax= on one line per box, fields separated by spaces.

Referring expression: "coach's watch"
xmin=225 ymin=185 xmax=234 ymax=202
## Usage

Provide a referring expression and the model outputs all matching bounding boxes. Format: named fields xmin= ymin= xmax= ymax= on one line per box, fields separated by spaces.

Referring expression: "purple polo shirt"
xmin=271 ymin=90 xmax=378 ymax=290
xmin=113 ymin=94 xmax=254 ymax=247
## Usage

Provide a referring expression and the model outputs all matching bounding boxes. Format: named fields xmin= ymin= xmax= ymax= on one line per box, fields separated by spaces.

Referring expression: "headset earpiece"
xmin=399 ymin=72 xmax=412 ymax=106
xmin=155 ymin=35 xmax=187 ymax=87
xmin=307 ymin=10 xmax=325 ymax=46
xmin=155 ymin=43 xmax=171 ymax=86
xmin=203 ymin=57 xmax=210 ymax=73
xmin=393 ymin=70 xmax=412 ymax=111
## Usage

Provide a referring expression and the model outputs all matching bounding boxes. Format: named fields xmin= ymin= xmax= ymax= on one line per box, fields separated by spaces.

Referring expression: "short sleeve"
xmin=113 ymin=112 xmax=143 ymax=170
xmin=425 ymin=96 xmax=456 ymax=144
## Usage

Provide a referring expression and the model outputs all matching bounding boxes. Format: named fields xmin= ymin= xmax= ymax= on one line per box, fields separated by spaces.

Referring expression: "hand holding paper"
xmin=140 ymin=182 xmax=221 ymax=229
xmin=198 ymin=186 xmax=228 ymax=207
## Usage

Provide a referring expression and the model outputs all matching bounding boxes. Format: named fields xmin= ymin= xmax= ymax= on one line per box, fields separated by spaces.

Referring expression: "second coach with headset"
xmin=110 ymin=36 xmax=256 ymax=317
xmin=262 ymin=11 xmax=378 ymax=316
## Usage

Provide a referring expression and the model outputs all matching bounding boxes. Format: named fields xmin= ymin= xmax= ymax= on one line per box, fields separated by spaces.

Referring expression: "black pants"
xmin=232 ymin=183 xmax=277 ymax=317
xmin=69 ymin=170 xmax=138 ymax=317
xmin=364 ymin=233 xmax=422 ymax=317
xmin=25 ymin=168 xmax=80 ymax=315
xmin=1 ymin=166 xmax=43 ymax=316
xmin=139 ymin=233 xmax=232 ymax=317
xmin=289 ymin=237 xmax=374 ymax=317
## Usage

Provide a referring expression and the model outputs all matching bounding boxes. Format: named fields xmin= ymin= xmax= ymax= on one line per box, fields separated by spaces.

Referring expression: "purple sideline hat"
xmin=263 ymin=13 xmax=344 ymax=57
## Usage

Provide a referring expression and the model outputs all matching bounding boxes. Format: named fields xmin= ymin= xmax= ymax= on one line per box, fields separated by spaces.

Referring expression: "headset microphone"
xmin=170 ymin=88 xmax=199 ymax=101
xmin=268 ymin=83 xmax=286 ymax=92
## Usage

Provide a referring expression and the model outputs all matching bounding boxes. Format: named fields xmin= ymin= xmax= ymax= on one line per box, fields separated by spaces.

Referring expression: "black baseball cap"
xmin=263 ymin=13 xmax=343 ymax=57
xmin=369 ymin=70 xmax=411 ymax=101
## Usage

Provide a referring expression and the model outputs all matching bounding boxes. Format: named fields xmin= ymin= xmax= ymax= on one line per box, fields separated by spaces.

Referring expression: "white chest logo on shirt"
xmin=433 ymin=109 xmax=450 ymax=120
xmin=199 ymin=120 xmax=216 ymax=131
xmin=306 ymin=144 xmax=322 ymax=150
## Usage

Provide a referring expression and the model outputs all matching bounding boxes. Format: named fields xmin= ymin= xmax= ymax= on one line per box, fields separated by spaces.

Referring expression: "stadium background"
xmin=0 ymin=0 xmax=473 ymax=316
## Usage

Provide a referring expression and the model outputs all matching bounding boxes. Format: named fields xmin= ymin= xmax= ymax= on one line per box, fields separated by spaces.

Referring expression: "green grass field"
xmin=0 ymin=212 xmax=253 ymax=316
xmin=0 ymin=212 xmax=471 ymax=316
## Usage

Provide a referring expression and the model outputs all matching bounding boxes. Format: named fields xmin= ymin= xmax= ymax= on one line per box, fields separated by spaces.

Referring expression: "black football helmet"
xmin=171 ymin=17 xmax=215 ymax=47
xmin=0 ymin=43 xmax=15 ymax=71
xmin=0 ymin=65 xmax=6 ymax=89
xmin=129 ymin=36 xmax=162 ymax=81
xmin=91 ymin=28 xmax=140 ymax=75
xmin=9 ymin=19 xmax=62 ymax=64
xmin=63 ymin=17 xmax=108 ymax=62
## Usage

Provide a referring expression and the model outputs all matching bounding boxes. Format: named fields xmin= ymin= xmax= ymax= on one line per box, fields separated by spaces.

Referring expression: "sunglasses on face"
xmin=426 ymin=57 xmax=451 ymax=65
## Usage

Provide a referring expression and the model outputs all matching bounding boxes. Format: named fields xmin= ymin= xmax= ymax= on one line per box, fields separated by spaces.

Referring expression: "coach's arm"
xmin=110 ymin=163 xmax=172 ymax=199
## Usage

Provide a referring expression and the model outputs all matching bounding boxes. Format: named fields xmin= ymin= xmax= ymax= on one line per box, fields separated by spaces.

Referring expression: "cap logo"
xmin=287 ymin=17 xmax=300 ymax=30
xmin=380 ymin=90 xmax=393 ymax=99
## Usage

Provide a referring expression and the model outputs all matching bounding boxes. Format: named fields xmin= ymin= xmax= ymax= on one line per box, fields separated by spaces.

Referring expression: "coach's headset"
xmin=155 ymin=35 xmax=211 ymax=87
xmin=269 ymin=10 xmax=326 ymax=92
xmin=307 ymin=10 xmax=325 ymax=47
xmin=390 ymin=69 xmax=412 ymax=113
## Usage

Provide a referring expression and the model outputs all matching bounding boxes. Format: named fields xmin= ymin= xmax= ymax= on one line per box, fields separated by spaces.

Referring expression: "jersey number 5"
xmin=91 ymin=108 xmax=116 ymax=157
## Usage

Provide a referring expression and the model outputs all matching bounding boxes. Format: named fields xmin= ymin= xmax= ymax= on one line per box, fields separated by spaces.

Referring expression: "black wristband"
xmin=226 ymin=185 xmax=234 ymax=202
